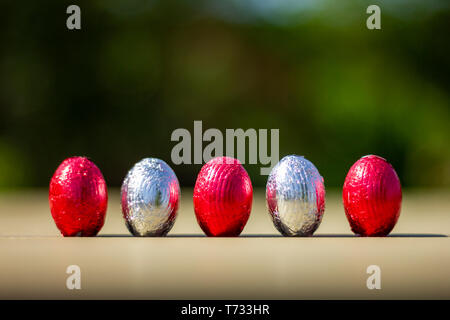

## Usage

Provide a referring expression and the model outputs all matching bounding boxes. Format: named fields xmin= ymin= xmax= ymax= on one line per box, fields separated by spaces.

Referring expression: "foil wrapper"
xmin=343 ymin=155 xmax=402 ymax=236
xmin=121 ymin=158 xmax=180 ymax=236
xmin=266 ymin=155 xmax=325 ymax=236
xmin=49 ymin=156 xmax=108 ymax=237
xmin=193 ymin=157 xmax=253 ymax=237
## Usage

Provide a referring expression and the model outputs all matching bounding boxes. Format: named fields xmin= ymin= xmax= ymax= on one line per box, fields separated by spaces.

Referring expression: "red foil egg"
xmin=193 ymin=157 xmax=253 ymax=237
xmin=343 ymin=155 xmax=402 ymax=236
xmin=49 ymin=157 xmax=108 ymax=236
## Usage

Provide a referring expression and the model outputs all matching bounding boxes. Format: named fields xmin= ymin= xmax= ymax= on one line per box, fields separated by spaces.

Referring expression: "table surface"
xmin=0 ymin=189 xmax=449 ymax=299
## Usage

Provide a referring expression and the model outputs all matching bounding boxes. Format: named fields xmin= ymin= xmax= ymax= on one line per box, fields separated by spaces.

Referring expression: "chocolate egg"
xmin=121 ymin=158 xmax=180 ymax=236
xmin=49 ymin=156 xmax=108 ymax=237
xmin=193 ymin=157 xmax=253 ymax=237
xmin=266 ymin=155 xmax=325 ymax=236
xmin=343 ymin=155 xmax=402 ymax=236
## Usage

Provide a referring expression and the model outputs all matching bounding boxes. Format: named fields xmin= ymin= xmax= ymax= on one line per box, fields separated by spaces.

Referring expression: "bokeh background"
xmin=0 ymin=0 xmax=449 ymax=189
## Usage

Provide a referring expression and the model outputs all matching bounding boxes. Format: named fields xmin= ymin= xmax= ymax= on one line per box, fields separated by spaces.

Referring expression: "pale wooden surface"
xmin=0 ymin=189 xmax=449 ymax=299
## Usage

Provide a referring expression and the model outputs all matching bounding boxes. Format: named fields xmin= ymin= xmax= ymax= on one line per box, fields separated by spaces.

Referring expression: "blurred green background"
xmin=0 ymin=0 xmax=449 ymax=189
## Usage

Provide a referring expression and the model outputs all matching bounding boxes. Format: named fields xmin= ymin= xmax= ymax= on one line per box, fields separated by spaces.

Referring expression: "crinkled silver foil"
xmin=121 ymin=158 xmax=180 ymax=236
xmin=266 ymin=155 xmax=325 ymax=236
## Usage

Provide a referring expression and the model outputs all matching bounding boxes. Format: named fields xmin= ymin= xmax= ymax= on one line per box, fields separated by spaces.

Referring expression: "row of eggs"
xmin=49 ymin=154 xmax=402 ymax=237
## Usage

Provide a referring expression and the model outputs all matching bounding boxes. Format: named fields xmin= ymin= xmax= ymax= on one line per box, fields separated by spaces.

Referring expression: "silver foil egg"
xmin=121 ymin=158 xmax=180 ymax=236
xmin=266 ymin=155 xmax=325 ymax=236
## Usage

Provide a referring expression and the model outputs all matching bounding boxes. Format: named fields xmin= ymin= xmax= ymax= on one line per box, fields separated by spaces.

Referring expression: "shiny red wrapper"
xmin=193 ymin=157 xmax=253 ymax=237
xmin=49 ymin=157 xmax=108 ymax=237
xmin=343 ymin=155 xmax=402 ymax=236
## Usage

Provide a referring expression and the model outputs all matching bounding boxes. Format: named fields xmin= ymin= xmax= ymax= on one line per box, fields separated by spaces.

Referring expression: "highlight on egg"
xmin=193 ymin=156 xmax=253 ymax=237
xmin=49 ymin=156 xmax=108 ymax=237
xmin=266 ymin=155 xmax=325 ymax=236
xmin=343 ymin=155 xmax=402 ymax=237
xmin=121 ymin=158 xmax=180 ymax=236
